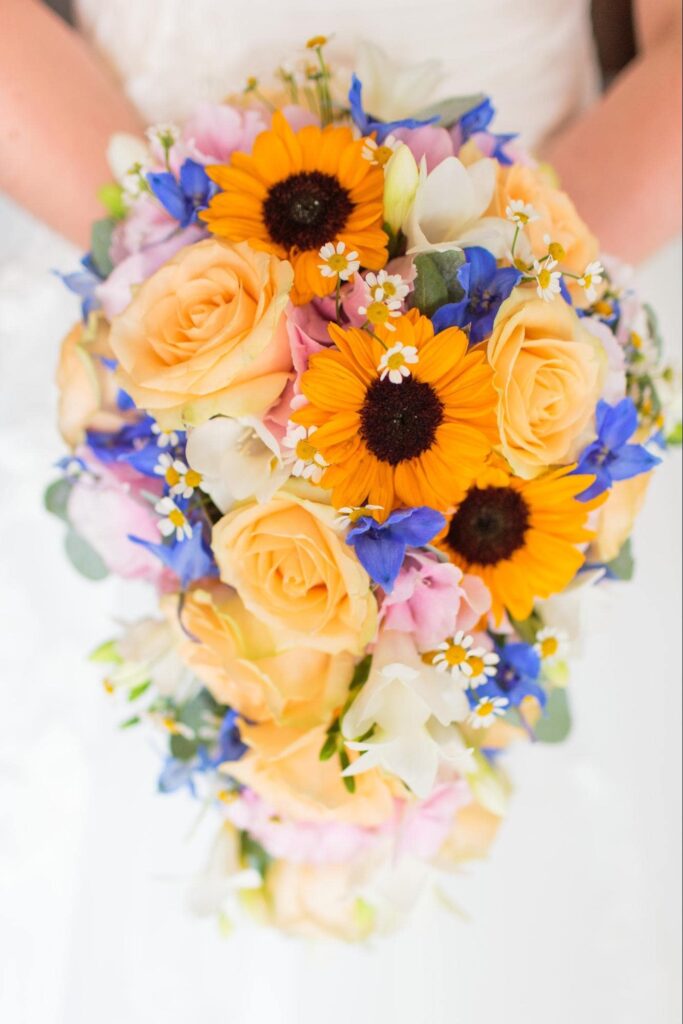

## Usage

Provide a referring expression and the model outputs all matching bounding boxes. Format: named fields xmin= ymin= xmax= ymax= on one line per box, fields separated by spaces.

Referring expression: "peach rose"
xmin=212 ymin=492 xmax=377 ymax=655
xmin=178 ymin=583 xmax=355 ymax=726
xmin=56 ymin=318 xmax=133 ymax=447
xmin=488 ymin=288 xmax=604 ymax=478
xmin=263 ymin=858 xmax=377 ymax=941
xmin=228 ymin=721 xmax=396 ymax=827
xmin=488 ymin=163 xmax=599 ymax=297
xmin=590 ymin=471 xmax=653 ymax=563
xmin=435 ymin=800 xmax=502 ymax=867
xmin=108 ymin=238 xmax=294 ymax=428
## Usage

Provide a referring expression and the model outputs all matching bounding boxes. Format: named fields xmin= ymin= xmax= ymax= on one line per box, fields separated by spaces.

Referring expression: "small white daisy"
xmin=532 ymin=258 xmax=562 ymax=302
xmin=364 ymin=270 xmax=410 ymax=304
xmin=362 ymin=135 xmax=399 ymax=167
xmin=153 ymin=455 xmax=202 ymax=499
xmin=468 ymin=695 xmax=509 ymax=729
xmin=282 ymin=423 xmax=328 ymax=482
xmin=534 ymin=626 xmax=569 ymax=665
xmin=334 ymin=504 xmax=384 ymax=529
xmin=462 ymin=648 xmax=500 ymax=687
xmin=578 ymin=260 xmax=605 ymax=303
xmin=506 ymin=199 xmax=540 ymax=227
xmin=377 ymin=342 xmax=419 ymax=384
xmin=358 ymin=296 xmax=402 ymax=331
xmin=155 ymin=496 xmax=192 ymax=542
xmin=318 ymin=240 xmax=360 ymax=282
xmin=431 ymin=632 xmax=475 ymax=677
xmin=151 ymin=422 xmax=180 ymax=448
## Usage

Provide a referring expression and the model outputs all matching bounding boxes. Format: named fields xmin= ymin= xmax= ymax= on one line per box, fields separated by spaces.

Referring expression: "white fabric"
xmin=0 ymin=4 xmax=680 ymax=1022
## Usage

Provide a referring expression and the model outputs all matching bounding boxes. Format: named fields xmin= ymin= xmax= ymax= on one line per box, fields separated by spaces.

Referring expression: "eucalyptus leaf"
xmin=170 ymin=733 xmax=197 ymax=761
xmin=44 ymin=478 xmax=73 ymax=523
xmin=428 ymin=249 xmax=465 ymax=300
xmin=534 ymin=688 xmax=572 ymax=744
xmin=65 ymin=529 xmax=109 ymax=581
xmin=90 ymin=217 xmax=116 ymax=278
xmin=412 ymin=92 xmax=487 ymax=129
xmin=412 ymin=253 xmax=449 ymax=317
xmin=607 ymin=538 xmax=635 ymax=581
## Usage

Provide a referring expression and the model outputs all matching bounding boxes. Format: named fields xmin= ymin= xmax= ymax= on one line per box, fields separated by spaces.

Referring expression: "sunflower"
xmin=201 ymin=111 xmax=388 ymax=304
xmin=434 ymin=462 xmax=604 ymax=623
xmin=293 ymin=310 xmax=499 ymax=515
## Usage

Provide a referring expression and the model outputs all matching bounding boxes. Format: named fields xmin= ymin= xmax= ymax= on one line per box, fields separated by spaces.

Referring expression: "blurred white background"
xmin=0 ymin=187 xmax=680 ymax=1023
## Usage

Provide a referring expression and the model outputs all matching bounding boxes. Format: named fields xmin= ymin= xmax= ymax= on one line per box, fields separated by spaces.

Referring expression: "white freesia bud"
xmin=383 ymin=144 xmax=420 ymax=235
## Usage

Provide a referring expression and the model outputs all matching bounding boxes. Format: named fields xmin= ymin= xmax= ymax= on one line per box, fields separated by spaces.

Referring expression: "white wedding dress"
xmin=0 ymin=3 xmax=680 ymax=1023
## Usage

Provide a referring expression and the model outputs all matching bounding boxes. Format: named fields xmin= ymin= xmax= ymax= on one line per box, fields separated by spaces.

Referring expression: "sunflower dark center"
xmin=446 ymin=486 xmax=530 ymax=565
xmin=263 ymin=171 xmax=353 ymax=251
xmin=360 ymin=376 xmax=444 ymax=466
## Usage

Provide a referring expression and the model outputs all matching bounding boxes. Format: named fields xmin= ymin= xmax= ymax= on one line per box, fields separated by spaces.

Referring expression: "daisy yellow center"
xmin=548 ymin=242 xmax=566 ymax=261
xmin=185 ymin=469 xmax=202 ymax=488
xmin=476 ymin=700 xmax=495 ymax=718
xmin=594 ymin=300 xmax=613 ymax=316
xmin=517 ymin=212 xmax=530 ymax=225
xmin=360 ymin=375 xmax=444 ymax=466
xmin=381 ymin=280 xmax=397 ymax=297
xmin=444 ymin=643 xmax=468 ymax=666
xmin=583 ymin=274 xmax=593 ymax=287
xmin=327 ymin=253 xmax=350 ymax=272
xmin=387 ymin=350 xmax=408 ymax=370
xmin=165 ymin=466 xmax=181 ymax=487
xmin=446 ymin=486 xmax=531 ymax=566
xmin=467 ymin=654 xmax=485 ymax=676
xmin=374 ymin=145 xmax=394 ymax=167
xmin=296 ymin=438 xmax=317 ymax=462
xmin=537 ymin=267 xmax=552 ymax=289
xmin=169 ymin=508 xmax=187 ymax=528
xmin=540 ymin=636 xmax=559 ymax=658
xmin=263 ymin=171 xmax=353 ymax=252
xmin=365 ymin=301 xmax=393 ymax=325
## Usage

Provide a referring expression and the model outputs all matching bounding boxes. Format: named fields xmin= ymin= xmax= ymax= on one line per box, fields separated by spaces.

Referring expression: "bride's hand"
xmin=0 ymin=0 xmax=142 ymax=247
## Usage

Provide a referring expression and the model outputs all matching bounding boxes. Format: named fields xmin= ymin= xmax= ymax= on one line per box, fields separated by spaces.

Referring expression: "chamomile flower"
xmin=334 ymin=504 xmax=384 ymax=529
xmin=154 ymin=454 xmax=202 ymax=499
xmin=358 ymin=296 xmax=402 ymax=330
xmin=431 ymin=632 xmax=475 ymax=677
xmin=362 ymin=134 xmax=399 ymax=168
xmin=463 ymin=648 xmax=500 ymax=687
xmin=151 ymin=421 xmax=180 ymax=448
xmin=468 ymin=695 xmax=509 ymax=729
xmin=532 ymin=258 xmax=562 ymax=302
xmin=282 ymin=423 xmax=328 ymax=482
xmin=506 ymin=199 xmax=540 ymax=227
xmin=364 ymin=269 xmax=410 ymax=304
xmin=578 ymin=260 xmax=605 ymax=303
xmin=543 ymin=233 xmax=567 ymax=262
xmin=318 ymin=241 xmax=360 ymax=281
xmin=534 ymin=626 xmax=569 ymax=665
xmin=378 ymin=342 xmax=419 ymax=384
xmin=155 ymin=497 xmax=192 ymax=542
xmin=146 ymin=122 xmax=181 ymax=149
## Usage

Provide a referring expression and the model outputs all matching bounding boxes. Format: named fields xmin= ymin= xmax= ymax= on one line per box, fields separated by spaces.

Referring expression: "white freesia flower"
xmin=384 ymin=144 xmax=420 ymax=235
xmin=185 ymin=416 xmax=288 ymax=513
xmin=341 ymin=632 xmax=470 ymax=798
xmin=355 ymin=40 xmax=442 ymax=123
xmin=403 ymin=156 xmax=513 ymax=257
xmin=187 ymin=823 xmax=262 ymax=919
xmin=116 ymin=616 xmax=193 ymax=699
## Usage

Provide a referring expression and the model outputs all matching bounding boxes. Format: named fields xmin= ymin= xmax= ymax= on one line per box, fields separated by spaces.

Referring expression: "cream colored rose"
xmin=56 ymin=318 xmax=130 ymax=447
xmin=108 ymin=238 xmax=293 ymax=428
xmin=487 ymin=288 xmax=604 ymax=477
xmin=590 ymin=472 xmax=653 ymax=563
xmin=178 ymin=583 xmax=354 ymax=727
xmin=263 ymin=859 xmax=377 ymax=941
xmin=212 ymin=492 xmax=377 ymax=655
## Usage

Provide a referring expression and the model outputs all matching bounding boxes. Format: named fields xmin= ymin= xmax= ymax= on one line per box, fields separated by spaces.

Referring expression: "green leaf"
xmin=339 ymin=747 xmax=356 ymax=793
xmin=97 ymin=182 xmax=127 ymax=220
xmin=607 ymin=537 xmax=635 ymax=581
xmin=534 ymin=688 xmax=572 ymax=744
xmin=89 ymin=639 xmax=122 ymax=664
xmin=239 ymin=832 xmax=272 ymax=877
xmin=170 ymin=733 xmax=197 ymax=761
xmin=666 ymin=422 xmax=682 ymax=446
xmin=64 ymin=529 xmax=109 ymax=581
xmin=319 ymin=732 xmax=338 ymax=761
xmin=90 ymin=217 xmax=116 ymax=278
xmin=428 ymin=249 xmax=465 ymax=301
xmin=44 ymin=478 xmax=73 ymax=523
xmin=412 ymin=92 xmax=487 ymax=129
xmin=119 ymin=715 xmax=141 ymax=730
xmin=412 ymin=253 xmax=449 ymax=317
xmin=128 ymin=679 xmax=152 ymax=702
xmin=350 ymin=654 xmax=373 ymax=692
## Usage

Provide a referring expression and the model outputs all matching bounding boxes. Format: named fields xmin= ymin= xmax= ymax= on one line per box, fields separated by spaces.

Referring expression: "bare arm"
xmin=543 ymin=0 xmax=682 ymax=263
xmin=0 ymin=0 xmax=143 ymax=247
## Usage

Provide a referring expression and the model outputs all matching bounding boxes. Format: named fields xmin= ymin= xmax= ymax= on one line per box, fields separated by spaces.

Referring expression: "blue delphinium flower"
xmin=431 ymin=247 xmax=521 ymax=343
xmin=129 ymin=523 xmax=218 ymax=589
xmin=469 ymin=642 xmax=545 ymax=710
xmin=574 ymin=398 xmax=661 ymax=501
xmin=147 ymin=158 xmax=217 ymax=227
xmin=200 ymin=709 xmax=248 ymax=768
xmin=348 ymin=74 xmax=439 ymax=143
xmin=159 ymin=710 xmax=246 ymax=796
xmin=455 ymin=97 xmax=517 ymax=165
xmin=346 ymin=506 xmax=445 ymax=592
xmin=54 ymin=252 xmax=103 ymax=321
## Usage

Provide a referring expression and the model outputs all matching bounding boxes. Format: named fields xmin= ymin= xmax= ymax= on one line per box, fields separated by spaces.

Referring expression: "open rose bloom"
xmin=48 ymin=38 xmax=678 ymax=940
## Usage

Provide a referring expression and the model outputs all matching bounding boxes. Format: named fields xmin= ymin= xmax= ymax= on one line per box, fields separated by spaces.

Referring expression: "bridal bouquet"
xmin=49 ymin=39 xmax=679 ymax=939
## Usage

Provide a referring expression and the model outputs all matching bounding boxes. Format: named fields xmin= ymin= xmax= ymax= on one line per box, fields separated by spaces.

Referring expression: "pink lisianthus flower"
xmin=379 ymin=552 xmax=492 ymax=650
xmin=285 ymin=275 xmax=368 ymax=383
xmin=393 ymin=782 xmax=470 ymax=860
xmin=393 ymin=125 xmax=454 ymax=172
xmin=109 ymin=197 xmax=180 ymax=265
xmin=181 ymin=102 xmax=267 ymax=164
xmin=67 ymin=453 xmax=173 ymax=588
